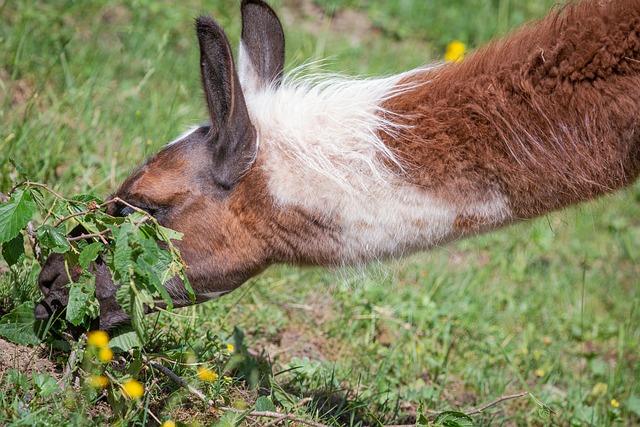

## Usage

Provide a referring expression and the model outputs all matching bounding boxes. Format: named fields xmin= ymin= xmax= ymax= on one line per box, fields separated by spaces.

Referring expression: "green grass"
xmin=1 ymin=0 xmax=640 ymax=426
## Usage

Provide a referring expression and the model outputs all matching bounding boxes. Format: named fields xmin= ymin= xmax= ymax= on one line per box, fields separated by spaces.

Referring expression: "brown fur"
xmin=116 ymin=150 xmax=341 ymax=298
xmin=382 ymin=0 xmax=640 ymax=225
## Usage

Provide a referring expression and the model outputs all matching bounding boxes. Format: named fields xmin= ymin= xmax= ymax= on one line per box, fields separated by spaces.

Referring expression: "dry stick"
xmin=260 ymin=413 xmax=289 ymax=427
xmin=26 ymin=221 xmax=42 ymax=264
xmin=465 ymin=391 xmax=530 ymax=416
xmin=67 ymin=229 xmax=112 ymax=245
xmin=146 ymin=357 xmax=545 ymax=427
xmin=219 ymin=407 xmax=332 ymax=427
xmin=9 ymin=181 xmax=87 ymax=205
xmin=53 ymin=199 xmax=117 ymax=228
xmin=59 ymin=333 xmax=87 ymax=388
xmin=144 ymin=357 xmax=212 ymax=405
xmin=146 ymin=358 xmax=331 ymax=427
xmin=261 ymin=397 xmax=314 ymax=427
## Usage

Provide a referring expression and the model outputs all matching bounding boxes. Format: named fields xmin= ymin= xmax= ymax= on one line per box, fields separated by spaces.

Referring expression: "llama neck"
xmin=379 ymin=0 xmax=640 ymax=227
xmin=244 ymin=73 xmax=511 ymax=265
xmin=243 ymin=0 xmax=640 ymax=265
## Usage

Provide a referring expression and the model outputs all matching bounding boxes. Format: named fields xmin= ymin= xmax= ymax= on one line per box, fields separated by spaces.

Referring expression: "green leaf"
xmin=32 ymin=372 xmax=61 ymax=398
xmin=180 ymin=270 xmax=196 ymax=302
xmin=0 ymin=301 xmax=41 ymax=346
xmin=29 ymin=187 xmax=46 ymax=211
xmin=270 ymin=377 xmax=298 ymax=411
xmin=628 ymin=394 xmax=640 ymax=417
xmin=157 ymin=224 xmax=183 ymax=241
xmin=130 ymin=284 xmax=147 ymax=342
xmin=79 ymin=242 xmax=103 ymax=270
xmin=416 ymin=401 xmax=431 ymax=426
xmin=538 ymin=405 xmax=551 ymax=420
xmin=113 ymin=222 xmax=133 ymax=281
xmin=136 ymin=257 xmax=173 ymax=309
xmin=9 ymin=158 xmax=28 ymax=177
xmin=2 ymin=233 xmax=25 ymax=266
xmin=36 ymin=225 xmax=71 ymax=254
xmin=66 ymin=273 xmax=99 ymax=326
xmin=0 ymin=188 xmax=36 ymax=244
xmin=433 ymin=411 xmax=474 ymax=427
xmin=254 ymin=396 xmax=277 ymax=412
xmin=214 ymin=411 xmax=245 ymax=427
xmin=8 ymin=369 xmax=30 ymax=391
xmin=109 ymin=325 xmax=144 ymax=352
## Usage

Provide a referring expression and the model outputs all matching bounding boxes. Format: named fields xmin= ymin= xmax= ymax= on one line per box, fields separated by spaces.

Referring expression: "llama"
xmin=35 ymin=0 xmax=640 ymax=330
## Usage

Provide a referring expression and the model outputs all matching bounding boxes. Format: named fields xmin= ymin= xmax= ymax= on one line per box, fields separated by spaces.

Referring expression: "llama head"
xmin=34 ymin=0 xmax=287 ymax=330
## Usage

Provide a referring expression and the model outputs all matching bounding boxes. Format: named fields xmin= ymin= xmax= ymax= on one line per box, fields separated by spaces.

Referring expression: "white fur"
xmin=166 ymin=125 xmax=201 ymax=147
xmin=241 ymin=69 xmax=512 ymax=264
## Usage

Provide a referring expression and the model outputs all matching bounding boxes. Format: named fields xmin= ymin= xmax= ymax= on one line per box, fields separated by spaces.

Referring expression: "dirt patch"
xmin=0 ymin=337 xmax=61 ymax=379
xmin=100 ymin=4 xmax=131 ymax=25
xmin=0 ymin=69 xmax=37 ymax=108
xmin=247 ymin=292 xmax=345 ymax=364
xmin=282 ymin=0 xmax=380 ymax=45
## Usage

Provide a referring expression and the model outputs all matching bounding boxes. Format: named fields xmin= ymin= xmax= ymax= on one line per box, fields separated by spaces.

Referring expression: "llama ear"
xmin=196 ymin=16 xmax=257 ymax=190
xmin=239 ymin=0 xmax=285 ymax=92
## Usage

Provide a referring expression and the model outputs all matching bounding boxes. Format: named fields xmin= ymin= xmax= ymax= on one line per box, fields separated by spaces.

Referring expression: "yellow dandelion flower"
xmin=98 ymin=347 xmax=114 ymax=363
xmin=197 ymin=366 xmax=219 ymax=382
xmin=534 ymin=368 xmax=545 ymax=377
xmin=533 ymin=349 xmax=542 ymax=361
xmin=445 ymin=40 xmax=466 ymax=62
xmin=88 ymin=375 xmax=109 ymax=388
xmin=122 ymin=379 xmax=144 ymax=399
xmin=86 ymin=330 xmax=110 ymax=348
xmin=227 ymin=344 xmax=235 ymax=353
xmin=591 ymin=382 xmax=608 ymax=398
xmin=161 ymin=421 xmax=176 ymax=427
xmin=611 ymin=399 xmax=620 ymax=408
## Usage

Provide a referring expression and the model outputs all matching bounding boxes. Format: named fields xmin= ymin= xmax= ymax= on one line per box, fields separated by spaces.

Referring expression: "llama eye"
xmin=130 ymin=204 xmax=158 ymax=217
xmin=142 ymin=207 xmax=158 ymax=217
xmin=120 ymin=205 xmax=135 ymax=216
xmin=113 ymin=201 xmax=158 ymax=217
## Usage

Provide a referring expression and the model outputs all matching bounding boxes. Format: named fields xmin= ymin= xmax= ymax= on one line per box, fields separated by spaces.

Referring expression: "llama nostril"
xmin=34 ymin=303 xmax=51 ymax=321
xmin=38 ymin=276 xmax=56 ymax=296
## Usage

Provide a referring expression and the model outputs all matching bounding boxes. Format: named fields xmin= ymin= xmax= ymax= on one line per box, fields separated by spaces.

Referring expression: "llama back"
xmin=383 ymin=0 xmax=640 ymax=226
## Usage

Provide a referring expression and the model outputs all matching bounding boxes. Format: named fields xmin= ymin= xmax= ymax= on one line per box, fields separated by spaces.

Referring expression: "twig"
xmin=26 ymin=221 xmax=42 ymax=264
xmin=144 ymin=357 xmax=212 ymax=405
xmin=53 ymin=199 xmax=116 ymax=228
xmin=145 ymin=357 xmax=331 ymax=427
xmin=53 ymin=209 xmax=93 ymax=227
xmin=9 ymin=181 xmax=86 ymax=205
xmin=465 ymin=391 xmax=530 ymax=415
xmin=260 ymin=413 xmax=289 ymax=427
xmin=378 ymin=390 xmax=554 ymax=426
xmin=59 ymin=333 xmax=86 ymax=388
xmin=66 ymin=229 xmax=111 ymax=245
xmin=143 ymin=356 xmax=542 ymax=427
xmin=145 ymin=406 xmax=162 ymax=425
xmin=219 ymin=406 xmax=332 ymax=427
xmin=261 ymin=397 xmax=313 ymax=427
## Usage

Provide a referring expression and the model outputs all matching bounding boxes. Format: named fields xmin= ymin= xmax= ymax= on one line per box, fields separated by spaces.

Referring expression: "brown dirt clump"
xmin=0 ymin=337 xmax=61 ymax=379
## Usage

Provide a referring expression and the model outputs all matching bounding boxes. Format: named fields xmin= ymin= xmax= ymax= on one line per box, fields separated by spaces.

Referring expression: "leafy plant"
xmin=0 ymin=167 xmax=193 ymax=345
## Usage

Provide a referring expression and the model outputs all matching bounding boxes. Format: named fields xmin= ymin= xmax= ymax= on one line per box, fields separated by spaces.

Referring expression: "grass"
xmin=1 ymin=0 xmax=640 ymax=426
